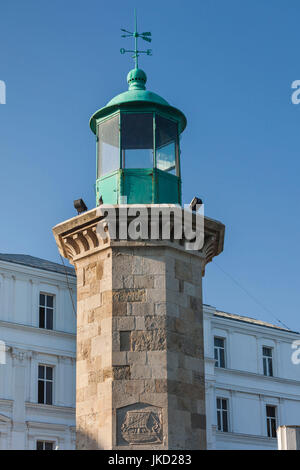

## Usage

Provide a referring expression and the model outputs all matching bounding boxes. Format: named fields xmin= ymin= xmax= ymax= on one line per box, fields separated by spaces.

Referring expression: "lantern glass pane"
xmin=121 ymin=113 xmax=154 ymax=168
xmin=155 ymin=114 xmax=178 ymax=175
xmin=97 ymin=115 xmax=120 ymax=177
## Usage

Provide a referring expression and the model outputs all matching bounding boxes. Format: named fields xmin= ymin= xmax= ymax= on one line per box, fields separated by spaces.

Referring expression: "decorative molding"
xmin=10 ymin=348 xmax=28 ymax=362
xmin=215 ymin=365 xmax=300 ymax=387
xmin=25 ymin=402 xmax=75 ymax=416
xmin=0 ymin=261 xmax=76 ymax=286
xmin=0 ymin=319 xmax=75 ymax=339
xmin=212 ymin=315 xmax=300 ymax=341
xmin=53 ymin=205 xmax=225 ymax=271
xmin=216 ymin=430 xmax=277 ymax=446
xmin=0 ymin=413 xmax=11 ymax=424
xmin=202 ymin=235 xmax=216 ymax=267
xmin=26 ymin=420 xmax=68 ymax=432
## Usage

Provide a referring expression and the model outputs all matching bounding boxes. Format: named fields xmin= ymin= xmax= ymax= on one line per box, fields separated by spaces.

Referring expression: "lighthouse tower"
xmin=53 ymin=16 xmax=225 ymax=450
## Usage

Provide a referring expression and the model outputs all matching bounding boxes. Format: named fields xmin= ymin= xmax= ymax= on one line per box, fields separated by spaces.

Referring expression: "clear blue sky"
xmin=0 ymin=0 xmax=299 ymax=330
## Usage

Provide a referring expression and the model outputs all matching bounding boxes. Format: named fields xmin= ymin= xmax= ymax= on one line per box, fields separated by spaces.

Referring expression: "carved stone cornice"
xmin=53 ymin=205 xmax=225 ymax=275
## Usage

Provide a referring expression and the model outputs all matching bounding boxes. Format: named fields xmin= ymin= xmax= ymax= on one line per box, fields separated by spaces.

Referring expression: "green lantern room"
xmin=89 ymin=18 xmax=187 ymax=206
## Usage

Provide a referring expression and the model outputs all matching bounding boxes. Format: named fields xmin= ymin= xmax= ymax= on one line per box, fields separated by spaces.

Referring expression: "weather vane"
xmin=120 ymin=9 xmax=152 ymax=69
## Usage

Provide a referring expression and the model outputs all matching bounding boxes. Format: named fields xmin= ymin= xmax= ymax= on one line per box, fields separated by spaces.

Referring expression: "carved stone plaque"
xmin=117 ymin=403 xmax=163 ymax=446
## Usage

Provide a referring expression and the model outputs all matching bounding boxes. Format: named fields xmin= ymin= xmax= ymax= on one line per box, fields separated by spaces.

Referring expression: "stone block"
xmin=127 ymin=351 xmax=147 ymax=364
xmin=191 ymin=413 xmax=206 ymax=430
xmin=134 ymin=275 xmax=155 ymax=288
xmin=91 ymin=334 xmax=110 ymax=358
xmin=143 ymin=258 xmax=165 ymax=275
xmin=155 ymin=379 xmax=168 ymax=393
xmin=112 ymin=366 xmax=131 ymax=380
xmin=151 ymin=365 xmax=167 ymax=379
xmin=147 ymin=351 xmax=166 ymax=365
xmin=125 ymin=380 xmax=145 ymax=395
xmin=77 ymin=339 xmax=91 ymax=361
xmin=189 ymin=295 xmax=202 ymax=312
xmin=131 ymin=330 xmax=167 ymax=352
xmin=175 ymin=260 xmax=192 ymax=282
xmin=144 ymin=315 xmax=166 ymax=330
xmin=131 ymin=302 xmax=155 ymax=316
xmin=112 ymin=351 xmax=127 ymax=366
xmin=112 ymin=302 xmax=127 ymax=316
xmin=146 ymin=289 xmax=166 ymax=303
xmin=130 ymin=364 xmax=152 ymax=379
xmin=139 ymin=392 xmax=168 ymax=408
xmin=117 ymin=316 xmax=135 ymax=330
xmin=123 ymin=275 xmax=134 ymax=288
xmin=154 ymin=274 xmax=166 ymax=289
xmin=135 ymin=316 xmax=145 ymax=330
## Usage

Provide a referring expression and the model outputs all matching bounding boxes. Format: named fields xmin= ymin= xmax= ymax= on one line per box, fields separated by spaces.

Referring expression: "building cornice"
xmin=215 ymin=366 xmax=300 ymax=387
xmin=0 ymin=319 xmax=75 ymax=340
xmin=216 ymin=430 xmax=276 ymax=446
xmin=52 ymin=205 xmax=225 ymax=275
xmin=0 ymin=260 xmax=76 ymax=286
xmin=211 ymin=315 xmax=300 ymax=341
xmin=26 ymin=420 xmax=71 ymax=431
xmin=215 ymin=379 xmax=300 ymax=401
xmin=25 ymin=402 xmax=75 ymax=415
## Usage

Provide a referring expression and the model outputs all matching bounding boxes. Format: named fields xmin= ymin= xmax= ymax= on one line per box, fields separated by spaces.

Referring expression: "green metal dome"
xmin=106 ymin=68 xmax=169 ymax=107
xmin=89 ymin=68 xmax=187 ymax=134
xmin=127 ymin=68 xmax=147 ymax=89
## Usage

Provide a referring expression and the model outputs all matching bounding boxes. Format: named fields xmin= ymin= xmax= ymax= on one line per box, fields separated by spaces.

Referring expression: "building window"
xmin=39 ymin=293 xmax=54 ymax=330
xmin=266 ymin=405 xmax=277 ymax=438
xmin=214 ymin=337 xmax=226 ymax=368
xmin=38 ymin=365 xmax=53 ymax=405
xmin=216 ymin=398 xmax=229 ymax=432
xmin=36 ymin=440 xmax=54 ymax=450
xmin=262 ymin=346 xmax=273 ymax=376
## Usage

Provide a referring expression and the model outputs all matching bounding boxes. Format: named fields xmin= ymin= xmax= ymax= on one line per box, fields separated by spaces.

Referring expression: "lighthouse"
xmin=53 ymin=14 xmax=225 ymax=450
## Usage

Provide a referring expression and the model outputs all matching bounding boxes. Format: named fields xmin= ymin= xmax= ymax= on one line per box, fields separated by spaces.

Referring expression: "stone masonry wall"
xmin=75 ymin=243 xmax=205 ymax=450
xmin=76 ymin=248 xmax=113 ymax=449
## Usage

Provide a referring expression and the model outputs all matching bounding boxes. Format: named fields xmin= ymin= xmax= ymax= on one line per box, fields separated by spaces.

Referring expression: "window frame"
xmin=39 ymin=293 xmax=55 ymax=330
xmin=214 ymin=336 xmax=226 ymax=368
xmin=216 ymin=397 xmax=229 ymax=433
xmin=262 ymin=346 xmax=274 ymax=377
xmin=38 ymin=364 xmax=54 ymax=406
xmin=266 ymin=404 xmax=277 ymax=438
xmin=36 ymin=440 xmax=55 ymax=450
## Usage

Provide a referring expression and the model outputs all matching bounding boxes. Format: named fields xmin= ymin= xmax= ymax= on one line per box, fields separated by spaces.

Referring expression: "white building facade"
xmin=204 ymin=305 xmax=300 ymax=450
xmin=0 ymin=254 xmax=299 ymax=450
xmin=0 ymin=254 xmax=76 ymax=450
